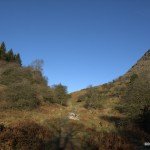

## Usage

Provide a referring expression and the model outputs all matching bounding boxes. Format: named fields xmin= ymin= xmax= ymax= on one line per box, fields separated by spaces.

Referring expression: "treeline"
xmin=0 ymin=42 xmax=22 ymax=65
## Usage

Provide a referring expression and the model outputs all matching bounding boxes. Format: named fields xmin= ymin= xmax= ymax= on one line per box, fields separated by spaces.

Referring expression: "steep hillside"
xmin=71 ymin=49 xmax=150 ymax=132
xmin=72 ymin=49 xmax=150 ymax=101
xmin=128 ymin=50 xmax=150 ymax=73
xmin=120 ymin=49 xmax=150 ymax=82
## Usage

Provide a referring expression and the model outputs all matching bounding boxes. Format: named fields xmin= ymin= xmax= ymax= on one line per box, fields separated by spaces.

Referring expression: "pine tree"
xmin=0 ymin=42 xmax=22 ymax=65
xmin=0 ymin=42 xmax=6 ymax=59
xmin=14 ymin=53 xmax=22 ymax=66
xmin=5 ymin=49 xmax=14 ymax=62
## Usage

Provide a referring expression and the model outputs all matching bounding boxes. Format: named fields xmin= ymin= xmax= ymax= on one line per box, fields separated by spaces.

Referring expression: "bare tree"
xmin=30 ymin=59 xmax=44 ymax=72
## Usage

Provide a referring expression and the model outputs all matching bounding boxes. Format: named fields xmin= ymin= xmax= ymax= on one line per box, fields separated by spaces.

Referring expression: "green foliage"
xmin=0 ymin=63 xmax=49 ymax=109
xmin=0 ymin=42 xmax=6 ymax=59
xmin=14 ymin=53 xmax=22 ymax=65
xmin=52 ymin=84 xmax=69 ymax=106
xmin=0 ymin=65 xmax=48 ymax=86
xmin=35 ymin=85 xmax=54 ymax=103
xmin=78 ymin=86 xmax=106 ymax=109
xmin=0 ymin=61 xmax=69 ymax=109
xmin=5 ymin=49 xmax=14 ymax=62
xmin=0 ymin=42 xmax=22 ymax=65
xmin=0 ymin=66 xmax=29 ymax=86
xmin=2 ymin=81 xmax=39 ymax=109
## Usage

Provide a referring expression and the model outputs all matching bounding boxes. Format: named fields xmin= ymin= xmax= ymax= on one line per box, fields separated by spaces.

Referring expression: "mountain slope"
xmin=71 ymin=49 xmax=150 ymax=101
xmin=121 ymin=49 xmax=150 ymax=82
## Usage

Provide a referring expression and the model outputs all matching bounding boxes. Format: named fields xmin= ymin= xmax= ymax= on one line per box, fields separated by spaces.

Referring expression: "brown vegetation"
xmin=0 ymin=43 xmax=150 ymax=149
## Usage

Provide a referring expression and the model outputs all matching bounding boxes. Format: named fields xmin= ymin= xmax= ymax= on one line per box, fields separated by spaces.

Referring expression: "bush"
xmin=78 ymin=86 xmax=106 ymax=109
xmin=0 ymin=63 xmax=48 ymax=87
xmin=0 ymin=65 xmax=24 ymax=85
xmin=0 ymin=62 xmax=51 ymax=109
xmin=52 ymin=84 xmax=70 ymax=106
xmin=1 ymin=81 xmax=40 ymax=109
xmin=77 ymin=95 xmax=86 ymax=102
xmin=35 ymin=85 xmax=54 ymax=103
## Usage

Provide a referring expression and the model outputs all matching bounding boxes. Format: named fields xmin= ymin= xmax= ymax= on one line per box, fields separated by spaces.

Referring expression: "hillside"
xmin=70 ymin=49 xmax=150 ymax=148
xmin=126 ymin=50 xmax=150 ymax=75
xmin=0 ymin=42 xmax=70 ymax=110
xmin=72 ymin=49 xmax=150 ymax=102
xmin=0 ymin=46 xmax=150 ymax=149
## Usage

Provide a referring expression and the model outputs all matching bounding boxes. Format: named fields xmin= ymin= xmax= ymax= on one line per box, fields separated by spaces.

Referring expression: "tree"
xmin=5 ymin=49 xmax=14 ymax=62
xmin=30 ymin=59 xmax=44 ymax=72
xmin=52 ymin=84 xmax=69 ymax=106
xmin=0 ymin=42 xmax=22 ymax=65
xmin=14 ymin=53 xmax=22 ymax=66
xmin=0 ymin=42 xmax=6 ymax=59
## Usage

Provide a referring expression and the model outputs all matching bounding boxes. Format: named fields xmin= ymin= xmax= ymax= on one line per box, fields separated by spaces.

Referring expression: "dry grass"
xmin=0 ymin=104 xmax=70 ymax=127
xmin=0 ymin=87 xmax=149 ymax=149
xmin=0 ymin=95 xmax=123 ymax=132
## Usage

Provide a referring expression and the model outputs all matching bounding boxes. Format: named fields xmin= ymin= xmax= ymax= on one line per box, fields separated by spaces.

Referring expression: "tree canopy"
xmin=0 ymin=42 xmax=22 ymax=65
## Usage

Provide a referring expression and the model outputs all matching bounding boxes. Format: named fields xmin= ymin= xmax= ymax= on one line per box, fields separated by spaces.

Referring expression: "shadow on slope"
xmin=0 ymin=118 xmax=135 ymax=150
xmin=100 ymin=115 xmax=150 ymax=149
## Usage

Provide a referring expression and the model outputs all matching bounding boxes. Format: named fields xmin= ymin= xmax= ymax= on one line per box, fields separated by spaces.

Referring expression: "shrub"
xmin=77 ymin=95 xmax=86 ymax=102
xmin=0 ymin=62 xmax=51 ymax=109
xmin=35 ymin=85 xmax=54 ymax=103
xmin=52 ymin=84 xmax=70 ymax=106
xmin=1 ymin=81 xmax=40 ymax=109
xmin=79 ymin=86 xmax=106 ymax=109
xmin=0 ymin=64 xmax=47 ymax=86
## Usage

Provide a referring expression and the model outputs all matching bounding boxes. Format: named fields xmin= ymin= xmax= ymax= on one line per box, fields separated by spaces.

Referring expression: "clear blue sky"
xmin=0 ymin=0 xmax=150 ymax=92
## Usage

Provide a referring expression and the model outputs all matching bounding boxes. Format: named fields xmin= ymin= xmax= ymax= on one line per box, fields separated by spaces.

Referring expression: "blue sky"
xmin=0 ymin=0 xmax=150 ymax=92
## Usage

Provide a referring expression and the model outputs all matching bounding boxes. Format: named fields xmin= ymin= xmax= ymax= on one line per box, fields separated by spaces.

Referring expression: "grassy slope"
xmin=0 ymin=92 xmax=147 ymax=149
xmin=0 ymin=50 xmax=150 ymax=149
xmin=1 ymin=50 xmax=149 ymax=128
xmin=0 ymin=97 xmax=121 ymax=132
